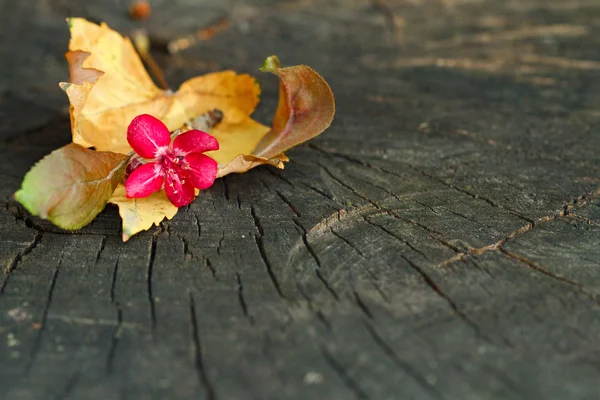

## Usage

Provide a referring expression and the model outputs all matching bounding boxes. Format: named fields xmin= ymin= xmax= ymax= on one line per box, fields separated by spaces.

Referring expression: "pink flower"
xmin=125 ymin=114 xmax=219 ymax=207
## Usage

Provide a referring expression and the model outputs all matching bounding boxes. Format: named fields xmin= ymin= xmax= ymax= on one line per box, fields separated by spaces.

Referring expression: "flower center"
xmin=157 ymin=149 xmax=190 ymax=194
xmin=157 ymin=149 xmax=185 ymax=168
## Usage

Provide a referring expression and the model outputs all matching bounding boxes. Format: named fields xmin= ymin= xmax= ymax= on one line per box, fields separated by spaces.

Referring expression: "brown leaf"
xmin=216 ymin=153 xmax=288 ymax=178
xmin=216 ymin=55 xmax=335 ymax=176
xmin=254 ymin=55 xmax=336 ymax=159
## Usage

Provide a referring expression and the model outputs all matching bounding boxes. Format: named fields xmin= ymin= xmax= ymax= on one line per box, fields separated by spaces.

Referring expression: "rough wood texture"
xmin=1 ymin=0 xmax=600 ymax=399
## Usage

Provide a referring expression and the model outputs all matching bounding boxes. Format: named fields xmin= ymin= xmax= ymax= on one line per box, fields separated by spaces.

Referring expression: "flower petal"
xmin=164 ymin=167 xmax=196 ymax=207
xmin=127 ymin=114 xmax=171 ymax=159
xmin=183 ymin=154 xmax=218 ymax=190
xmin=173 ymin=130 xmax=219 ymax=156
xmin=125 ymin=162 xmax=164 ymax=198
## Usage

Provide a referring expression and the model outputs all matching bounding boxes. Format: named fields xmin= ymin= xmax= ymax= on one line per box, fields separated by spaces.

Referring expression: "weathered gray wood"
xmin=1 ymin=0 xmax=600 ymax=399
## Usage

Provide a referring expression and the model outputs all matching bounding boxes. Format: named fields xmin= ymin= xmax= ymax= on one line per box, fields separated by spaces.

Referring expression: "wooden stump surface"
xmin=1 ymin=0 xmax=600 ymax=399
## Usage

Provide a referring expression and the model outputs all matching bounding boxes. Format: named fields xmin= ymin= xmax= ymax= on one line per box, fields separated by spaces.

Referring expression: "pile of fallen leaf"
xmin=14 ymin=18 xmax=335 ymax=241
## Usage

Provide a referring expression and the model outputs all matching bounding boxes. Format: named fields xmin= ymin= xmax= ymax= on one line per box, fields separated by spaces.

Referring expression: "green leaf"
xmin=15 ymin=144 xmax=130 ymax=230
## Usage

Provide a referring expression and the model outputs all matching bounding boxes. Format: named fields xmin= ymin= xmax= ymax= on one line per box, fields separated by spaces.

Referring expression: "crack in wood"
xmin=414 ymin=199 xmax=442 ymax=216
xmin=386 ymin=210 xmax=464 ymax=253
xmin=189 ymin=293 xmax=217 ymax=400
xmin=258 ymin=177 xmax=272 ymax=192
xmin=274 ymin=189 xmax=302 ymax=218
xmin=1 ymin=231 xmax=42 ymax=299
xmin=94 ymin=235 xmax=106 ymax=266
xmin=399 ymin=253 xmax=486 ymax=340
xmin=248 ymin=203 xmax=286 ymax=298
xmin=319 ymin=162 xmax=375 ymax=206
xmin=296 ymin=282 xmax=333 ymax=331
xmin=105 ymin=252 xmax=138 ymax=383
xmin=7 ymin=201 xmax=120 ymax=237
xmin=566 ymin=214 xmax=600 ymax=225
xmin=310 ymin=144 xmax=536 ymax=225
xmin=194 ymin=214 xmax=202 ymax=239
xmin=500 ymin=248 xmax=583 ymax=287
xmin=236 ymin=273 xmax=254 ymax=324
xmin=309 ymin=147 xmax=600 ymax=319
xmin=180 ymin=235 xmax=190 ymax=258
xmin=278 ymin=161 xmax=337 ymax=202
xmin=4 ymin=232 xmax=42 ymax=274
xmin=292 ymin=218 xmax=344 ymax=301
xmin=319 ymin=345 xmax=370 ymax=400
xmin=314 ymin=159 xmax=464 ymax=253
xmin=315 ymin=269 xmax=340 ymax=301
xmin=351 ymin=171 xmax=405 ymax=204
xmin=205 ymin=258 xmax=217 ymax=279
xmin=311 ymin=144 xmax=600 ymax=246
xmin=147 ymin=233 xmax=158 ymax=332
xmin=401 ymin=164 xmax=536 ymax=226
xmin=301 ymin=181 xmax=337 ymax=202
xmin=25 ymin=262 xmax=60 ymax=375
xmin=329 ymin=228 xmax=390 ymax=302
xmin=305 ymin=164 xmax=495 ymax=317
xmin=308 ymin=207 xmax=378 ymax=237
xmin=255 ymin=234 xmax=286 ymax=298
xmin=265 ymin=167 xmax=294 ymax=187
xmin=364 ymin=218 xmax=429 ymax=260
xmin=110 ymin=256 xmax=119 ymax=304
xmin=353 ymin=291 xmax=374 ymax=319
xmin=175 ymin=233 xmax=219 ymax=281
xmin=106 ymin=308 xmax=123 ymax=374
xmin=250 ymin=204 xmax=264 ymax=236
xmin=433 ymin=223 xmax=533 ymax=268
xmin=563 ymin=187 xmax=600 ymax=215
xmin=435 ymin=186 xmax=600 ymax=269
xmin=54 ymin=371 xmax=81 ymax=400
xmin=499 ymin=247 xmax=600 ymax=304
xmin=443 ymin=206 xmax=504 ymax=233
xmin=330 ymin=228 xmax=365 ymax=257
xmin=216 ymin=231 xmax=225 ymax=255
xmin=222 ymin=176 xmax=230 ymax=201
xmin=478 ymin=363 xmax=524 ymax=397
xmin=293 ymin=218 xmax=323 ymax=269
xmin=364 ymin=321 xmax=445 ymax=400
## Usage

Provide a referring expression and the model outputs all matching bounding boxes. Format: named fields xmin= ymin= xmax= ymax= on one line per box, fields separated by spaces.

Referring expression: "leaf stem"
xmin=132 ymin=29 xmax=170 ymax=90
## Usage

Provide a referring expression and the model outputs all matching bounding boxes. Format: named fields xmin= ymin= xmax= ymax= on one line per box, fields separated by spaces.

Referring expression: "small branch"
xmin=132 ymin=30 xmax=169 ymax=90
xmin=168 ymin=17 xmax=230 ymax=54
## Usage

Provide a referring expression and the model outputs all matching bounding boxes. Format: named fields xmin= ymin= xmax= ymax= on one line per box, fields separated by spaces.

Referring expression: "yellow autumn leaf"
xmin=109 ymin=185 xmax=178 ymax=241
xmin=61 ymin=17 xmax=268 ymax=156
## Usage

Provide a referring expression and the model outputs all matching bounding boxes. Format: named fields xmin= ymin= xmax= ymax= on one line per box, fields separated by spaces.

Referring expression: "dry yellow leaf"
xmin=61 ymin=18 xmax=267 ymax=156
xmin=217 ymin=153 xmax=289 ymax=178
xmin=109 ymin=185 xmax=178 ymax=241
